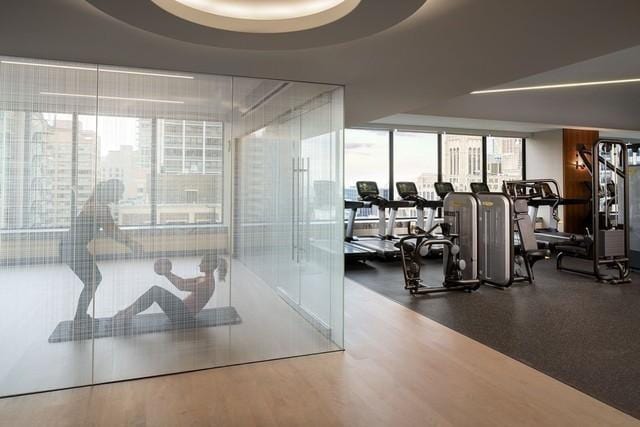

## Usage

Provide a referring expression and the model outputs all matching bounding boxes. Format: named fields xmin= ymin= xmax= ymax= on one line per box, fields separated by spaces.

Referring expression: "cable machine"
xmin=556 ymin=139 xmax=631 ymax=283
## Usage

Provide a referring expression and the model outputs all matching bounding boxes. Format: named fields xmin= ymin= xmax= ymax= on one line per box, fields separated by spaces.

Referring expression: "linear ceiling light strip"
xmin=1 ymin=60 xmax=193 ymax=79
xmin=40 ymin=92 xmax=184 ymax=104
xmin=472 ymin=77 xmax=640 ymax=94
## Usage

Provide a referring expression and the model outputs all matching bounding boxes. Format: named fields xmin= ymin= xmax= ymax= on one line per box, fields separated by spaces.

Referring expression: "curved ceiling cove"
xmin=86 ymin=0 xmax=426 ymax=50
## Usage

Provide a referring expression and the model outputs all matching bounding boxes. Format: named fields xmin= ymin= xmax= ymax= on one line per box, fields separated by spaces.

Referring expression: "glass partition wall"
xmin=0 ymin=56 xmax=344 ymax=396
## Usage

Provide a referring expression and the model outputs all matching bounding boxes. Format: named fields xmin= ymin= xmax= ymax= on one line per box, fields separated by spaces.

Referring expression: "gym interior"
xmin=1 ymin=1 xmax=640 ymax=426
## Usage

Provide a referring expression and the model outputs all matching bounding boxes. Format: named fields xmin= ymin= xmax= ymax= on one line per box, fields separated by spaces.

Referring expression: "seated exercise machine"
xmin=555 ymin=139 xmax=631 ymax=283
xmin=396 ymin=192 xmax=481 ymax=294
xmin=479 ymin=191 xmax=550 ymax=287
xmin=512 ymin=198 xmax=552 ymax=283
xmin=469 ymin=180 xmax=550 ymax=286
xmin=397 ymin=182 xmax=550 ymax=293
xmin=348 ymin=181 xmax=413 ymax=259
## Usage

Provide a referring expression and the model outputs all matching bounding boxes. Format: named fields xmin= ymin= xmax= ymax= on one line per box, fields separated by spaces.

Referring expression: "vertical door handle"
xmin=292 ymin=157 xmax=297 ymax=261
xmin=297 ymin=157 xmax=303 ymax=263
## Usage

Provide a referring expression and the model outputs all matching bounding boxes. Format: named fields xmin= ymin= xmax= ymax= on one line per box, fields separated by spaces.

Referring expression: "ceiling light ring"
xmin=151 ymin=0 xmax=361 ymax=33
xmin=85 ymin=0 xmax=427 ymax=50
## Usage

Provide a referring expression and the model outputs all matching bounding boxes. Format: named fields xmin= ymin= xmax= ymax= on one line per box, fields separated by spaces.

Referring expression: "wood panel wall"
xmin=562 ymin=129 xmax=598 ymax=234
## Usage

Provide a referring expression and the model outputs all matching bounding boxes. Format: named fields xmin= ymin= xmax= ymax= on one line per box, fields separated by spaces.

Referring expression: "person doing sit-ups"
xmin=114 ymin=254 xmax=227 ymax=324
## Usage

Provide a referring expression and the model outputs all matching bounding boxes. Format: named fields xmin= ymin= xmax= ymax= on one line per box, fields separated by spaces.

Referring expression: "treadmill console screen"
xmin=396 ymin=182 xmax=418 ymax=197
xmin=356 ymin=181 xmax=379 ymax=197
xmin=470 ymin=182 xmax=490 ymax=194
xmin=434 ymin=182 xmax=455 ymax=199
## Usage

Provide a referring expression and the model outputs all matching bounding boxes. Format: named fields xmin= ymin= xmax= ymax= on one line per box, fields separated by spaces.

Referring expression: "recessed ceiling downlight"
xmin=151 ymin=0 xmax=361 ymax=33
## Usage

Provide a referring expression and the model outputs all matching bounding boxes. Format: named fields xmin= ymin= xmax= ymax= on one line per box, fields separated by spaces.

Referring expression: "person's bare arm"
xmin=162 ymin=272 xmax=200 ymax=292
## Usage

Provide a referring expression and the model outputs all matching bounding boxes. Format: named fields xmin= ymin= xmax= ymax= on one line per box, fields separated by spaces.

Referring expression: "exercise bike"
xmin=396 ymin=224 xmax=480 ymax=295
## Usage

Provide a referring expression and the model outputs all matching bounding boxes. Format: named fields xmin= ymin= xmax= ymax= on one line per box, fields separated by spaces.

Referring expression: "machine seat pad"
xmin=556 ymin=245 xmax=589 ymax=257
xmin=527 ymin=249 xmax=551 ymax=259
xmin=395 ymin=241 xmax=416 ymax=251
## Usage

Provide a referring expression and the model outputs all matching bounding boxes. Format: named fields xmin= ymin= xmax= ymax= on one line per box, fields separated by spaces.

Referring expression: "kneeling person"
xmin=114 ymin=254 xmax=227 ymax=324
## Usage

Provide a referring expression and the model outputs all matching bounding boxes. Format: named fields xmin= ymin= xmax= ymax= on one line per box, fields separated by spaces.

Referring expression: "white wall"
xmin=526 ymin=129 xmax=564 ymax=229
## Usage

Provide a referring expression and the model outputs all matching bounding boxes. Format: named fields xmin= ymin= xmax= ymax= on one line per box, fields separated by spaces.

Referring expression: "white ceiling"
xmin=1 ymin=0 xmax=640 ymax=130
xmin=412 ymin=45 xmax=640 ymax=132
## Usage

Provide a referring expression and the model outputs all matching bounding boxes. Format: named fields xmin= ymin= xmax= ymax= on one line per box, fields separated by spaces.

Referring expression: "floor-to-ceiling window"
xmin=343 ymin=130 xmax=525 ymax=222
xmin=393 ymin=130 xmax=438 ymax=217
xmin=344 ymin=128 xmax=389 ymax=219
xmin=442 ymin=134 xmax=483 ymax=191
xmin=486 ymin=136 xmax=524 ymax=191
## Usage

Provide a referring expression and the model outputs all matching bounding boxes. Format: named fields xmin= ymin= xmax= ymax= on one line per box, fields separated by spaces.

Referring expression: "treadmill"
xmin=396 ymin=181 xmax=444 ymax=256
xmin=503 ymin=179 xmax=590 ymax=248
xmin=396 ymin=182 xmax=442 ymax=231
xmin=349 ymin=181 xmax=413 ymax=259
xmin=344 ymin=200 xmax=375 ymax=262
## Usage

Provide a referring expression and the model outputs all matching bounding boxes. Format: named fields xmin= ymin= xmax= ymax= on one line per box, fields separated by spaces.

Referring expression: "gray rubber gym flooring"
xmin=346 ymin=256 xmax=640 ymax=419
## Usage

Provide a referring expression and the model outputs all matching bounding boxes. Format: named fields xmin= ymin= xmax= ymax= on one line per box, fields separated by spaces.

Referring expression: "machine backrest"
xmin=396 ymin=181 xmax=418 ymax=198
xmin=356 ymin=181 xmax=379 ymax=198
xmin=470 ymin=182 xmax=490 ymax=194
xmin=514 ymin=199 xmax=539 ymax=252
xmin=434 ymin=182 xmax=455 ymax=200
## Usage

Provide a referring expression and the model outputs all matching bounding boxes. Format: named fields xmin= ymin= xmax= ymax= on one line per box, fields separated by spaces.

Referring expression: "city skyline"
xmin=0 ymin=111 xmax=225 ymax=229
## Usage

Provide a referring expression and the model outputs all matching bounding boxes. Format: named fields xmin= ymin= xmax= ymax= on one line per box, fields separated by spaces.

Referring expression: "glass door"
xmin=297 ymin=101 xmax=333 ymax=331
xmin=275 ymin=116 xmax=302 ymax=306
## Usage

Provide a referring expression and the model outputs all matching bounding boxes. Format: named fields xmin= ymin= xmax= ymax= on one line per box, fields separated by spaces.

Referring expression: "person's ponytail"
xmin=216 ymin=257 xmax=228 ymax=282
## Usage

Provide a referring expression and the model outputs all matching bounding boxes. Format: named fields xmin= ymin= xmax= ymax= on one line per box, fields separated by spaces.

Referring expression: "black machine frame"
xmin=505 ymin=140 xmax=631 ymax=284
xmin=556 ymin=139 xmax=631 ymax=283
xmin=396 ymin=225 xmax=480 ymax=295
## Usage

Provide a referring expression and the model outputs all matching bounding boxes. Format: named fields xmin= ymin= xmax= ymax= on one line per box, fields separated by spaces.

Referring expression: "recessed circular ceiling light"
xmin=151 ymin=0 xmax=361 ymax=33
xmin=86 ymin=0 xmax=426 ymax=50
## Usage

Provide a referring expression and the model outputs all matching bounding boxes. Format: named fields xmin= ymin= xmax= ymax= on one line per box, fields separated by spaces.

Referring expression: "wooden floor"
xmin=1 ymin=279 xmax=637 ymax=427
xmin=0 ymin=258 xmax=336 ymax=396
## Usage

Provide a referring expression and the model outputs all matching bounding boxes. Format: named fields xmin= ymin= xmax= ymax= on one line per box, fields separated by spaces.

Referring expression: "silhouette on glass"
xmin=60 ymin=179 xmax=143 ymax=326
xmin=113 ymin=254 xmax=227 ymax=325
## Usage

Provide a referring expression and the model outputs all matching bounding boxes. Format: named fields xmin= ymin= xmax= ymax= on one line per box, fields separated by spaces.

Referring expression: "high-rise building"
xmin=157 ymin=119 xmax=224 ymax=175
xmin=487 ymin=137 xmax=523 ymax=190
xmin=120 ymin=118 xmax=226 ymax=225
xmin=442 ymin=135 xmax=483 ymax=191
xmin=415 ymin=172 xmax=438 ymax=201
xmin=0 ymin=112 xmax=98 ymax=229
xmin=50 ymin=117 xmax=99 ymax=222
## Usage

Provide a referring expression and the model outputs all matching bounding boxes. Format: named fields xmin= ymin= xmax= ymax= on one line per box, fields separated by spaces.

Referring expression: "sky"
xmin=43 ymin=113 xmax=140 ymax=157
xmin=82 ymin=116 xmax=139 ymax=157
xmin=345 ymin=129 xmax=438 ymax=190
